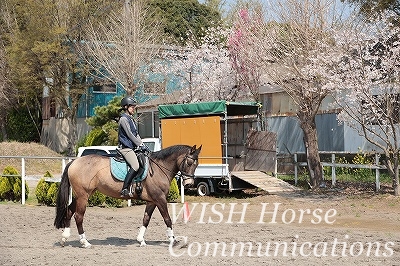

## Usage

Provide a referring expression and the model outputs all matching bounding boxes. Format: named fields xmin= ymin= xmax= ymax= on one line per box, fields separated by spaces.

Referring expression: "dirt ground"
xmin=1 ymin=188 xmax=400 ymax=266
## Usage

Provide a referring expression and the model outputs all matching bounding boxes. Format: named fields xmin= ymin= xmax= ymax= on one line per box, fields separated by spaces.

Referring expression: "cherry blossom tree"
xmin=158 ymin=26 xmax=240 ymax=102
xmin=239 ymin=0 xmax=346 ymax=188
xmin=331 ymin=13 xmax=400 ymax=195
xmin=228 ymin=6 xmax=265 ymax=103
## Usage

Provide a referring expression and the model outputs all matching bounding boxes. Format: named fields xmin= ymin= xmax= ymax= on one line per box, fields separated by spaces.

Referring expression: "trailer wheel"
xmin=196 ymin=182 xmax=210 ymax=196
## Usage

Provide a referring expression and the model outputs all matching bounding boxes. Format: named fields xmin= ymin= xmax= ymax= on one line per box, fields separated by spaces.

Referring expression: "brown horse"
xmin=54 ymin=144 xmax=201 ymax=248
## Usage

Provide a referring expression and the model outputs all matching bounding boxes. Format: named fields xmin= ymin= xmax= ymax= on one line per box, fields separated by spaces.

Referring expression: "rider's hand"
xmin=139 ymin=144 xmax=150 ymax=153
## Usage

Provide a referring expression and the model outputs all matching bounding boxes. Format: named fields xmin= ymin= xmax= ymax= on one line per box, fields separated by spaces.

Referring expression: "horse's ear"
xmin=190 ymin=144 xmax=202 ymax=155
xmin=190 ymin=145 xmax=197 ymax=154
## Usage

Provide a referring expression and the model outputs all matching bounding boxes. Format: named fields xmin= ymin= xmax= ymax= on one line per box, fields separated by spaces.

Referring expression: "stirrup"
xmin=120 ymin=188 xmax=132 ymax=197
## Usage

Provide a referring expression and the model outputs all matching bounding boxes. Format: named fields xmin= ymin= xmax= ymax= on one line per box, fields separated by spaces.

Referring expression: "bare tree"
xmin=81 ymin=0 xmax=162 ymax=96
xmin=247 ymin=0 xmax=347 ymax=188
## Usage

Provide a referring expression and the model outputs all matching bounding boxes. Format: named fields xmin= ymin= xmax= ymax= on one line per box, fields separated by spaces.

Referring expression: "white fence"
xmin=289 ymin=152 xmax=384 ymax=191
xmin=0 ymin=156 xmax=74 ymax=205
xmin=0 ymin=155 xmax=186 ymax=206
xmin=1 ymin=153 xmax=390 ymax=204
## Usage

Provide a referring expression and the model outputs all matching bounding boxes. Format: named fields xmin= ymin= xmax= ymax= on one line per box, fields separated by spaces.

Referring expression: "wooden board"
xmin=244 ymin=130 xmax=277 ymax=172
xmin=231 ymin=171 xmax=300 ymax=194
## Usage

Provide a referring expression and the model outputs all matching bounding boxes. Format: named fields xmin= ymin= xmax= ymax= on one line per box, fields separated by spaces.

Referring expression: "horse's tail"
xmin=54 ymin=161 xmax=73 ymax=229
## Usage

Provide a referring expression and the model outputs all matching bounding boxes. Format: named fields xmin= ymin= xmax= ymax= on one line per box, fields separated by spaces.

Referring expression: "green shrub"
xmin=352 ymin=150 xmax=373 ymax=181
xmin=46 ymin=182 xmax=59 ymax=206
xmin=84 ymin=128 xmax=107 ymax=146
xmin=43 ymin=171 xmax=53 ymax=178
xmin=6 ymin=107 xmax=40 ymax=142
xmin=105 ymin=196 xmax=123 ymax=207
xmin=336 ymin=156 xmax=351 ymax=175
xmin=13 ymin=177 xmax=29 ymax=200
xmin=35 ymin=178 xmax=50 ymax=205
xmin=0 ymin=177 xmax=13 ymax=201
xmin=88 ymin=190 xmax=106 ymax=206
xmin=129 ymin=198 xmax=145 ymax=205
xmin=0 ymin=166 xmax=28 ymax=202
xmin=167 ymin=178 xmax=179 ymax=202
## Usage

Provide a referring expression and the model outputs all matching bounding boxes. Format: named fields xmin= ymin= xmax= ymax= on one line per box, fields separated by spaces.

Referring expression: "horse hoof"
xmin=80 ymin=239 xmax=92 ymax=248
xmin=60 ymin=238 xmax=66 ymax=247
xmin=139 ymin=240 xmax=147 ymax=247
xmin=170 ymin=239 xmax=179 ymax=247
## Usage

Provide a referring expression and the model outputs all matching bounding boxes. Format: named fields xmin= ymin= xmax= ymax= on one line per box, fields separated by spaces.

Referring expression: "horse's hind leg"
xmin=60 ymin=200 xmax=75 ymax=247
xmin=74 ymin=197 xmax=92 ymax=248
xmin=137 ymin=202 xmax=156 ymax=247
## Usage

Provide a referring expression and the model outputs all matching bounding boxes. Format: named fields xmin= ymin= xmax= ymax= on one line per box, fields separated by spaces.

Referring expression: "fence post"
xmin=294 ymin=153 xmax=298 ymax=186
xmin=21 ymin=158 xmax=25 ymax=205
xmin=375 ymin=153 xmax=380 ymax=192
xmin=331 ymin=154 xmax=336 ymax=186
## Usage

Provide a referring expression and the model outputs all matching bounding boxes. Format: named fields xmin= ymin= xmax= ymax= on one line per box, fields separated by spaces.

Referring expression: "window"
xmin=92 ymin=83 xmax=116 ymax=93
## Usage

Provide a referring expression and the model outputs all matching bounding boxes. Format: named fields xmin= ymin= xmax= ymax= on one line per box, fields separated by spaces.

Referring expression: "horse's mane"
xmin=150 ymin=144 xmax=192 ymax=160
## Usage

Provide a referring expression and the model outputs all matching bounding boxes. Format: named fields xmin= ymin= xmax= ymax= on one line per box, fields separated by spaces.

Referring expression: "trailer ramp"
xmin=231 ymin=171 xmax=300 ymax=194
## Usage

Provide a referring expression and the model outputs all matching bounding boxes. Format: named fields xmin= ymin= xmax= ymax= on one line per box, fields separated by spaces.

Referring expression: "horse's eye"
xmin=186 ymin=157 xmax=195 ymax=166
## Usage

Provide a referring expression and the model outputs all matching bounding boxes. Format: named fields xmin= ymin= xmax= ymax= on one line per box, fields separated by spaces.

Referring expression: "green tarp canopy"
xmin=158 ymin=100 xmax=260 ymax=119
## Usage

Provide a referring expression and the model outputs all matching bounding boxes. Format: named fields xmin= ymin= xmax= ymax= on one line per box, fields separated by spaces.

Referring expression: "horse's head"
xmin=178 ymin=145 xmax=202 ymax=187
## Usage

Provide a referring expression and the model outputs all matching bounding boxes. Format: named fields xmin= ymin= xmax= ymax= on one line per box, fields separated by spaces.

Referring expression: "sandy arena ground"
xmin=1 ymin=190 xmax=400 ymax=266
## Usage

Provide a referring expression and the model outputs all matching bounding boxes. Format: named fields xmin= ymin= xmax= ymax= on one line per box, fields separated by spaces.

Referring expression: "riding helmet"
xmin=120 ymin=96 xmax=137 ymax=107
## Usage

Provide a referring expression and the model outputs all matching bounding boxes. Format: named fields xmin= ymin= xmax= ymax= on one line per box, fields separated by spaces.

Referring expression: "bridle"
xmin=147 ymin=153 xmax=198 ymax=181
xmin=176 ymin=154 xmax=198 ymax=181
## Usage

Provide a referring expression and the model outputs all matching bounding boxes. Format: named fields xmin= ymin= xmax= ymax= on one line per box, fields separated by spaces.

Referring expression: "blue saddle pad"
xmin=110 ymin=157 xmax=148 ymax=182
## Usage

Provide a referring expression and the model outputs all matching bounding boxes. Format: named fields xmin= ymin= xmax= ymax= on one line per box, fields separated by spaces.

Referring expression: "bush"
xmin=352 ymin=150 xmax=374 ymax=181
xmin=0 ymin=166 xmax=29 ymax=202
xmin=47 ymin=182 xmax=59 ymax=206
xmin=6 ymin=107 xmax=40 ymax=142
xmin=13 ymin=177 xmax=29 ymax=200
xmin=167 ymin=178 xmax=179 ymax=202
xmin=35 ymin=172 xmax=59 ymax=206
xmin=105 ymin=196 xmax=123 ymax=207
xmin=88 ymin=190 xmax=106 ymax=206
xmin=0 ymin=176 xmax=13 ymax=201
xmin=84 ymin=128 xmax=107 ymax=146
xmin=35 ymin=178 xmax=50 ymax=205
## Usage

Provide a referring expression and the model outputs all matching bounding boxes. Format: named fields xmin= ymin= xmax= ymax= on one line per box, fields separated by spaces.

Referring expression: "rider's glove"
xmin=139 ymin=144 xmax=150 ymax=153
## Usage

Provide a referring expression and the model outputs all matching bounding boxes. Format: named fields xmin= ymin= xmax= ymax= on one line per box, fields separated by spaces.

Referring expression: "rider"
xmin=118 ymin=96 xmax=149 ymax=197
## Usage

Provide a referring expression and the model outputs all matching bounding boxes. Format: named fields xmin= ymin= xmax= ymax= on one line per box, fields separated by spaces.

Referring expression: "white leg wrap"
xmin=62 ymin=227 xmax=71 ymax=239
xmin=166 ymin=227 xmax=175 ymax=243
xmin=60 ymin=227 xmax=71 ymax=247
xmin=79 ymin=233 xmax=92 ymax=248
xmin=137 ymin=226 xmax=147 ymax=247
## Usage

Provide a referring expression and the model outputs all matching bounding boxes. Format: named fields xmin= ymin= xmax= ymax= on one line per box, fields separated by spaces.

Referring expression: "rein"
xmin=147 ymin=153 xmax=197 ymax=181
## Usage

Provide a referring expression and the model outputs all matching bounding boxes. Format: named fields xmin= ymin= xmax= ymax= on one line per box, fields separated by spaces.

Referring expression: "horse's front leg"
xmin=156 ymin=201 xmax=176 ymax=245
xmin=137 ymin=202 xmax=156 ymax=247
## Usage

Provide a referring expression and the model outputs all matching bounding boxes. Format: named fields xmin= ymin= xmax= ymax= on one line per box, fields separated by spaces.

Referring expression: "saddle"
xmin=110 ymin=152 xmax=149 ymax=182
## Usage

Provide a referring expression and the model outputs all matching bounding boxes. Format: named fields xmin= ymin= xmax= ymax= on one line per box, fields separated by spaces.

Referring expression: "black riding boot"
xmin=121 ymin=168 xmax=137 ymax=197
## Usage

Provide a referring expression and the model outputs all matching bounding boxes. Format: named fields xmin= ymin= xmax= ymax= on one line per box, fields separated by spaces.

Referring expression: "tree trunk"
xmin=391 ymin=154 xmax=399 ymax=196
xmin=394 ymin=166 xmax=399 ymax=196
xmin=0 ymin=116 xmax=7 ymax=141
xmin=383 ymin=152 xmax=399 ymax=196
xmin=64 ymin=109 xmax=78 ymax=157
xmin=298 ymin=113 xmax=323 ymax=189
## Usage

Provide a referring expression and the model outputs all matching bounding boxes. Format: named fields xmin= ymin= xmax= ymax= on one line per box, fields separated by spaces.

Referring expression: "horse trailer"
xmin=158 ymin=100 xmax=277 ymax=196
